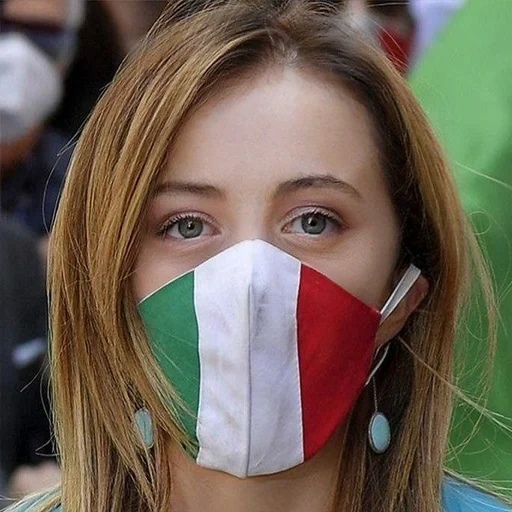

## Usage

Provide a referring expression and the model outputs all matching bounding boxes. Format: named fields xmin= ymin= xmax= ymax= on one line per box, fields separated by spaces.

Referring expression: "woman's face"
xmin=133 ymin=68 xmax=401 ymax=313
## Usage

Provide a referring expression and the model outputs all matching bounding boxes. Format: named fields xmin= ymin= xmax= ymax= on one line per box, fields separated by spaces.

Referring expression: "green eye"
xmin=301 ymin=212 xmax=327 ymax=235
xmin=286 ymin=209 xmax=343 ymax=237
xmin=160 ymin=215 xmax=214 ymax=240
xmin=177 ymin=219 xmax=204 ymax=239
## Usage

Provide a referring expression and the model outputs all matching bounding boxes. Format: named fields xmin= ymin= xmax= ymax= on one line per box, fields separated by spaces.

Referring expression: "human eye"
xmin=282 ymin=207 xmax=345 ymax=236
xmin=157 ymin=212 xmax=217 ymax=240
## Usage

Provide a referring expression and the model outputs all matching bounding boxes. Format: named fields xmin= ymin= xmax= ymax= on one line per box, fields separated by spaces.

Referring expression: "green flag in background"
xmin=410 ymin=0 xmax=512 ymax=495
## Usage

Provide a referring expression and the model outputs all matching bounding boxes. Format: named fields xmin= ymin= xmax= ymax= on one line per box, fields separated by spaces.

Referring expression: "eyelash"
xmin=282 ymin=207 xmax=344 ymax=233
xmin=157 ymin=207 xmax=345 ymax=239
xmin=157 ymin=212 xmax=216 ymax=239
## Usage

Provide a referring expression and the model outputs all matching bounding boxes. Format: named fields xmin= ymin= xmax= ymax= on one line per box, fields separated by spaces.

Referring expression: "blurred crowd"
xmin=1 ymin=0 xmax=511 ymax=508
xmin=0 ymin=1 xmax=165 ymax=507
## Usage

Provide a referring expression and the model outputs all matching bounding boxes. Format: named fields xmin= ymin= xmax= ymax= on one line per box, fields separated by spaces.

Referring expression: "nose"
xmin=226 ymin=202 xmax=273 ymax=248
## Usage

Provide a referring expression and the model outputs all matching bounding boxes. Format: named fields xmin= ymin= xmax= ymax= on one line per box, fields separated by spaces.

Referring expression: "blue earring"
xmin=134 ymin=408 xmax=154 ymax=449
xmin=368 ymin=379 xmax=391 ymax=454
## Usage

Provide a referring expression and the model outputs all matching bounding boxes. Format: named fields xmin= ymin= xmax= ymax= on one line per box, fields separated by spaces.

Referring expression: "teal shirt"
xmin=442 ymin=479 xmax=510 ymax=511
xmin=9 ymin=479 xmax=511 ymax=511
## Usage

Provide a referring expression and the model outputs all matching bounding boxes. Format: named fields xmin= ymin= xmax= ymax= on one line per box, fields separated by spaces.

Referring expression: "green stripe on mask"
xmin=139 ymin=271 xmax=200 ymax=456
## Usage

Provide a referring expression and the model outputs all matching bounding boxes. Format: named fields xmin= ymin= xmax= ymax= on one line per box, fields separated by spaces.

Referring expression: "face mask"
xmin=0 ymin=33 xmax=62 ymax=142
xmin=1 ymin=16 xmax=80 ymax=67
xmin=139 ymin=240 xmax=420 ymax=478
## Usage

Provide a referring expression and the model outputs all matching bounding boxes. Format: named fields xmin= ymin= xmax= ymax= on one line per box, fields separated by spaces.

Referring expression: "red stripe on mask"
xmin=296 ymin=265 xmax=381 ymax=460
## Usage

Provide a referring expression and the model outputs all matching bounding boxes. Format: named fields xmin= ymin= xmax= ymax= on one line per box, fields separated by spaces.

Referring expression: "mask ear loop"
xmin=366 ymin=264 xmax=422 ymax=454
xmin=365 ymin=264 xmax=421 ymax=387
xmin=379 ymin=264 xmax=421 ymax=324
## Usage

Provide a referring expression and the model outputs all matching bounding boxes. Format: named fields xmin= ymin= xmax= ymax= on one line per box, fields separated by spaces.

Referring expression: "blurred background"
xmin=0 ymin=0 xmax=510 ymax=507
xmin=0 ymin=1 xmax=164 ymax=507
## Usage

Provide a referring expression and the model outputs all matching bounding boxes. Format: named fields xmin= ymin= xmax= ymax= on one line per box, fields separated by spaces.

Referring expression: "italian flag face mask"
xmin=138 ymin=240 xmax=420 ymax=478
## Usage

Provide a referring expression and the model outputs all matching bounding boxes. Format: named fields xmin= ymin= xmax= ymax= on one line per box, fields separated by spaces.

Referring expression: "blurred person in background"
xmin=0 ymin=0 xmax=81 ymax=502
xmin=0 ymin=0 xmax=122 ymax=506
xmin=0 ymin=217 xmax=58 ymax=509
xmin=347 ymin=0 xmax=414 ymax=73
xmin=0 ymin=0 xmax=82 ymax=505
xmin=0 ymin=0 xmax=123 ymax=252
xmin=0 ymin=0 xmax=84 ymax=248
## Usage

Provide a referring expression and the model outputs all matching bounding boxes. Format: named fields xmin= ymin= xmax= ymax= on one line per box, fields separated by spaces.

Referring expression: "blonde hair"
xmin=32 ymin=1 xmax=496 ymax=510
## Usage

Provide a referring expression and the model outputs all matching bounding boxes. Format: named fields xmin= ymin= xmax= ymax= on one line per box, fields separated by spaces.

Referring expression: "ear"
xmin=375 ymin=274 xmax=429 ymax=347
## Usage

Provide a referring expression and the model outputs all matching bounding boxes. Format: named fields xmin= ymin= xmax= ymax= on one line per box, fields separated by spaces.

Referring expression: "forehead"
xmin=164 ymin=67 xmax=382 ymax=197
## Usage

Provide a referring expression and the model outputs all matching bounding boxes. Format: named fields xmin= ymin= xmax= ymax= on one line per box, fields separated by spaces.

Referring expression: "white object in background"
xmin=12 ymin=337 xmax=47 ymax=368
xmin=0 ymin=33 xmax=62 ymax=142
xmin=409 ymin=0 xmax=466 ymax=67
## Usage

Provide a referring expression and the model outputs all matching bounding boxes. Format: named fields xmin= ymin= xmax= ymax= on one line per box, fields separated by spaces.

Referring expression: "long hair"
xmin=37 ymin=1 xmax=494 ymax=510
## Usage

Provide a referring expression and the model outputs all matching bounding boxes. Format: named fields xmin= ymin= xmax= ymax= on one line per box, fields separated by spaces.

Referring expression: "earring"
xmin=134 ymin=408 xmax=154 ymax=449
xmin=368 ymin=379 xmax=391 ymax=454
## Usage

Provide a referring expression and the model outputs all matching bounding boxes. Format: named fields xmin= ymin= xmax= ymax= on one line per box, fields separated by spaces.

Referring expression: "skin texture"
xmin=133 ymin=67 xmax=428 ymax=512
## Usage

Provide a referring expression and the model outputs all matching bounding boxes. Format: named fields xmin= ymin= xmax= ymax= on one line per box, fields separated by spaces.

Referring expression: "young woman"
xmin=11 ymin=1 xmax=511 ymax=511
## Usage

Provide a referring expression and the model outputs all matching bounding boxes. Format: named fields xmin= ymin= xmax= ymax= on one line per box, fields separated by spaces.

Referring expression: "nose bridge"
xmin=230 ymin=197 xmax=272 ymax=245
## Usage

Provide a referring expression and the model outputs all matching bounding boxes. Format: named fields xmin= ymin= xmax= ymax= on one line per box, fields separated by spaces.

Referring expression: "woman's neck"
xmin=168 ymin=428 xmax=344 ymax=512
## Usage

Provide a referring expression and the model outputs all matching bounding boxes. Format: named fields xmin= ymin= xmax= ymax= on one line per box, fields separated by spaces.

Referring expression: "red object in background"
xmin=378 ymin=27 xmax=414 ymax=74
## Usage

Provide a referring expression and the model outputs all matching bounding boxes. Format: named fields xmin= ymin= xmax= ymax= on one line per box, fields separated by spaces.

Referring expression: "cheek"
xmin=132 ymin=248 xmax=164 ymax=302
xmin=132 ymin=240 xmax=197 ymax=301
xmin=314 ymin=221 xmax=400 ymax=310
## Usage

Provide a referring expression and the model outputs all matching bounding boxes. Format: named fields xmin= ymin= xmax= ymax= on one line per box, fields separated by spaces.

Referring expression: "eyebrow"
xmin=275 ymin=174 xmax=363 ymax=201
xmin=155 ymin=181 xmax=225 ymax=199
xmin=154 ymin=173 xmax=363 ymax=201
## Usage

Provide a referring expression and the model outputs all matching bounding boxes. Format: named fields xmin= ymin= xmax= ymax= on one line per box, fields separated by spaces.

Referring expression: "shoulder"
xmin=5 ymin=493 xmax=61 ymax=512
xmin=443 ymin=478 xmax=511 ymax=512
